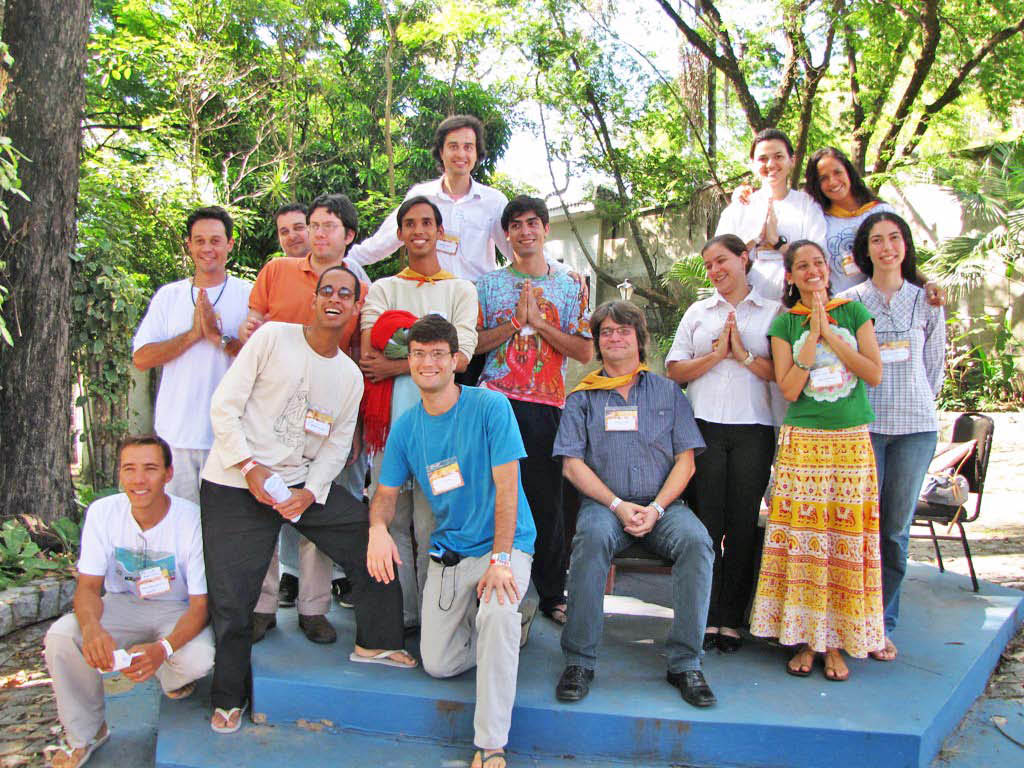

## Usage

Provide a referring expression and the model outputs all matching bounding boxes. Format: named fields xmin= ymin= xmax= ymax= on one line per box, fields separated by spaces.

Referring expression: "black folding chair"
xmin=910 ymin=412 xmax=995 ymax=592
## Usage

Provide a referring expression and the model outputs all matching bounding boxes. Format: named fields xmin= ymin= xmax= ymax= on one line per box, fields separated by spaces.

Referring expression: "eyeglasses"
xmin=309 ymin=222 xmax=342 ymax=233
xmin=316 ymin=285 xmax=355 ymax=299
xmin=409 ymin=349 xmax=452 ymax=361
xmin=598 ymin=326 xmax=634 ymax=339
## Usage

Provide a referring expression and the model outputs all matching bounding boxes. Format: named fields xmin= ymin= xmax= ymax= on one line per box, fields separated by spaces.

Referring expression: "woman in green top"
xmin=749 ymin=240 xmax=885 ymax=682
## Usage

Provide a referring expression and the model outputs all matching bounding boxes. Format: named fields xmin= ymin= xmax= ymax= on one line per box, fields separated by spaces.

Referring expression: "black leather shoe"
xmin=331 ymin=577 xmax=354 ymax=608
xmin=717 ymin=633 xmax=743 ymax=654
xmin=702 ymin=632 xmax=719 ymax=652
xmin=666 ymin=669 xmax=717 ymax=708
xmin=556 ymin=665 xmax=594 ymax=702
xmin=298 ymin=614 xmax=338 ymax=644
xmin=278 ymin=573 xmax=298 ymax=608
xmin=252 ymin=612 xmax=276 ymax=643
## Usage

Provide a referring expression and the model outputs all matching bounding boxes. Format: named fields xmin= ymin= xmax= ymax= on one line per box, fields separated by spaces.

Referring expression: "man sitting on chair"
xmin=551 ymin=300 xmax=716 ymax=708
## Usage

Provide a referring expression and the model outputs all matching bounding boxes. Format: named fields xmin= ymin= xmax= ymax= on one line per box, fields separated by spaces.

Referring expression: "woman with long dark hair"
xmin=666 ymin=235 xmax=779 ymax=654
xmin=842 ymin=212 xmax=945 ymax=662
xmin=749 ymin=240 xmax=885 ymax=682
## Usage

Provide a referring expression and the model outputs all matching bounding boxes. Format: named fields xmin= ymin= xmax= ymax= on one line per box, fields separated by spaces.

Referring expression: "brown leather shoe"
xmin=252 ymin=612 xmax=276 ymax=643
xmin=298 ymin=614 xmax=337 ymax=644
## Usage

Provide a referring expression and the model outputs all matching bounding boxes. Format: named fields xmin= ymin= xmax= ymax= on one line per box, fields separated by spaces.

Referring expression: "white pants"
xmin=420 ymin=550 xmax=531 ymax=750
xmin=167 ymin=447 xmax=209 ymax=504
xmin=44 ymin=593 xmax=214 ymax=747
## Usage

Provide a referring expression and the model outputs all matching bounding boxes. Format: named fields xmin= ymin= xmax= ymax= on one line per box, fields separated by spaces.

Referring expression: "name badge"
xmin=304 ymin=408 xmax=333 ymax=436
xmin=427 ymin=457 xmax=464 ymax=495
xmin=880 ymin=340 xmax=910 ymax=363
xmin=605 ymin=406 xmax=639 ymax=431
xmin=137 ymin=566 xmax=171 ymax=598
xmin=841 ymin=251 xmax=861 ymax=276
xmin=809 ymin=365 xmax=844 ymax=390
xmin=436 ymin=234 xmax=459 ymax=256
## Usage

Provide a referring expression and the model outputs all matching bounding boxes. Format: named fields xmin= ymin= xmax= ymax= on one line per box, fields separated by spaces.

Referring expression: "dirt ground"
xmin=1 ymin=412 xmax=1021 ymax=767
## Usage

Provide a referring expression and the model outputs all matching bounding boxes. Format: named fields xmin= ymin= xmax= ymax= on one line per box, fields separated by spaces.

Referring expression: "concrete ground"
xmin=1 ymin=411 xmax=1021 ymax=767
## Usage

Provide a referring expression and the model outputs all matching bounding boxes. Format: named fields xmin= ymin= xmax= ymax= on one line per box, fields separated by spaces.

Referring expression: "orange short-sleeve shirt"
xmin=249 ymin=255 xmax=367 ymax=353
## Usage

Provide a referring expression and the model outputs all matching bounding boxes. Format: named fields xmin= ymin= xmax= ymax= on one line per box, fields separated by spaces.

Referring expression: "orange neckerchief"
xmin=396 ymin=267 xmax=457 ymax=285
xmin=570 ymin=364 xmax=650 ymax=394
xmin=788 ymin=297 xmax=852 ymax=326
xmin=826 ymin=200 xmax=879 ymax=218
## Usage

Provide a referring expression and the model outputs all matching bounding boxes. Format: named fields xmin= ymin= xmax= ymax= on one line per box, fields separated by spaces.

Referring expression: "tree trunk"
xmin=0 ymin=0 xmax=92 ymax=523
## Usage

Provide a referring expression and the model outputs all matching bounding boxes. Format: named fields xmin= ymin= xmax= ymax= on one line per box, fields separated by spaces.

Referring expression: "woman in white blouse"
xmin=715 ymin=129 xmax=827 ymax=302
xmin=842 ymin=212 xmax=945 ymax=662
xmin=667 ymin=235 xmax=781 ymax=653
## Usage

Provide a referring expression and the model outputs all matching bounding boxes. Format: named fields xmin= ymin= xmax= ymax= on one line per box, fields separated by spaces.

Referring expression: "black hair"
xmin=852 ymin=211 xmax=924 ymax=287
xmin=700 ymin=234 xmax=752 ymax=274
xmin=308 ymin=193 xmax=359 ymax=239
xmin=749 ymin=128 xmax=794 ymax=159
xmin=118 ymin=434 xmax=172 ymax=469
xmin=186 ymin=206 xmax=233 ymax=239
xmin=804 ymin=147 xmax=878 ymax=210
xmin=432 ymin=114 xmax=486 ymax=173
xmin=274 ymin=202 xmax=308 ymax=223
xmin=589 ymin=300 xmax=649 ymax=363
xmin=501 ymin=195 xmax=550 ymax=232
xmin=314 ymin=264 xmax=361 ymax=301
xmin=781 ymin=239 xmax=832 ymax=308
xmin=408 ymin=314 xmax=459 ymax=354
xmin=397 ymin=196 xmax=443 ymax=228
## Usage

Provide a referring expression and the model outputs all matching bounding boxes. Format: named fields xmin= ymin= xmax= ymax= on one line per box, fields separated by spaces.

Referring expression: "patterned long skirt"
xmin=749 ymin=424 xmax=885 ymax=657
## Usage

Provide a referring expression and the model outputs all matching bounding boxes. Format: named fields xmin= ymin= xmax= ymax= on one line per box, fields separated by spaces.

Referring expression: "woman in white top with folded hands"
xmin=715 ymin=129 xmax=826 ymax=302
xmin=666 ymin=234 xmax=780 ymax=653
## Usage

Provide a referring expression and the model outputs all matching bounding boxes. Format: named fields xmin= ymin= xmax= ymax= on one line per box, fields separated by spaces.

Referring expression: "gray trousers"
xmin=44 ymin=593 xmax=215 ymax=747
xmin=166 ymin=447 xmax=209 ymax=504
xmin=420 ymin=549 xmax=532 ymax=750
xmin=370 ymin=453 xmax=434 ymax=627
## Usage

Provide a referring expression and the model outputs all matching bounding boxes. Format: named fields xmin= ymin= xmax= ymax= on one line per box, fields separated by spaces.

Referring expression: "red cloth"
xmin=360 ymin=310 xmax=418 ymax=456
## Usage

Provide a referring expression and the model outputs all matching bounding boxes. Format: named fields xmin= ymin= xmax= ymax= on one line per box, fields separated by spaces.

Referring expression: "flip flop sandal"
xmin=823 ymin=654 xmax=850 ymax=682
xmin=348 ymin=650 xmax=418 ymax=669
xmin=472 ymin=750 xmax=509 ymax=768
xmin=786 ymin=647 xmax=815 ymax=677
xmin=869 ymin=637 xmax=898 ymax=662
xmin=544 ymin=605 xmax=568 ymax=626
xmin=165 ymin=681 xmax=196 ymax=700
xmin=51 ymin=725 xmax=110 ymax=768
xmin=210 ymin=702 xmax=248 ymax=734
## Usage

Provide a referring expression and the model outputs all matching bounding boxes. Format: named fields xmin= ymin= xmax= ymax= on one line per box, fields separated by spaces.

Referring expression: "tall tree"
xmin=0 ymin=0 xmax=92 ymax=522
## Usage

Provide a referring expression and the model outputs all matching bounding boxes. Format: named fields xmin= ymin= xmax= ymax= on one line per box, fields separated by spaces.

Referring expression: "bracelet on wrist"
xmin=490 ymin=551 xmax=512 ymax=567
xmin=794 ymin=357 xmax=811 ymax=371
xmin=160 ymin=638 xmax=174 ymax=658
xmin=241 ymin=459 xmax=258 ymax=476
xmin=609 ymin=497 xmax=623 ymax=512
xmin=510 ymin=316 xmax=522 ymax=331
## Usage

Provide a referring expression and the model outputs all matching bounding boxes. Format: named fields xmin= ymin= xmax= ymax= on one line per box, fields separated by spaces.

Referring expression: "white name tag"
xmin=809 ymin=365 xmax=844 ymax=390
xmin=137 ymin=566 xmax=171 ymax=598
xmin=841 ymin=251 xmax=861 ymax=276
xmin=436 ymin=235 xmax=459 ymax=256
xmin=427 ymin=457 xmax=464 ymax=495
xmin=605 ymin=406 xmax=639 ymax=431
xmin=880 ymin=340 xmax=910 ymax=363
xmin=304 ymin=408 xmax=333 ymax=436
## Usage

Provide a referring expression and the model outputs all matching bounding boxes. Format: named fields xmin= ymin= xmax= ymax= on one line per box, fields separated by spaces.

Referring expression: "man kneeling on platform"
xmin=367 ymin=314 xmax=536 ymax=768
xmin=552 ymin=300 xmax=717 ymax=708
xmin=200 ymin=265 xmax=414 ymax=735
xmin=45 ymin=435 xmax=215 ymax=768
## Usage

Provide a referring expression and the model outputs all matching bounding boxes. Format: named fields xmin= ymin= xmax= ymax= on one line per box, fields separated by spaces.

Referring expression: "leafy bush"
xmin=939 ymin=312 xmax=1024 ymax=411
xmin=0 ymin=521 xmax=64 ymax=590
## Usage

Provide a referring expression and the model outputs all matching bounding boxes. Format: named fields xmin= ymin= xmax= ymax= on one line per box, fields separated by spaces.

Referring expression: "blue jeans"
xmin=562 ymin=499 xmax=713 ymax=673
xmin=870 ymin=430 xmax=938 ymax=633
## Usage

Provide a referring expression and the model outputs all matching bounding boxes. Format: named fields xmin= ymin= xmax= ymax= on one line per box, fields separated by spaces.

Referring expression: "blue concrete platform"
xmin=155 ymin=563 xmax=1023 ymax=768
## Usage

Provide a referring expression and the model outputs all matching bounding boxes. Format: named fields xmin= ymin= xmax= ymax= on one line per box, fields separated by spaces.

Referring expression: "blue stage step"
xmin=155 ymin=563 xmax=1024 ymax=768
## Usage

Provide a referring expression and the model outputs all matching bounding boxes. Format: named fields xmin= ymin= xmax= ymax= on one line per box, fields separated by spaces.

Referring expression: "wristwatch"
xmin=742 ymin=350 xmax=755 ymax=367
xmin=773 ymin=235 xmax=788 ymax=250
xmin=651 ymin=501 xmax=665 ymax=519
xmin=220 ymin=334 xmax=233 ymax=350
xmin=490 ymin=552 xmax=512 ymax=568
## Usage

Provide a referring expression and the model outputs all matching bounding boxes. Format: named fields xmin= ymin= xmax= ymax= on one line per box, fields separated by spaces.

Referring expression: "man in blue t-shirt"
xmin=367 ymin=314 xmax=536 ymax=768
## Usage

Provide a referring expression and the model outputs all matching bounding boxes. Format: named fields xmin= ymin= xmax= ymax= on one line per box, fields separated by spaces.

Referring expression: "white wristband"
xmin=241 ymin=459 xmax=258 ymax=476
xmin=160 ymin=638 xmax=174 ymax=658
xmin=609 ymin=497 xmax=623 ymax=512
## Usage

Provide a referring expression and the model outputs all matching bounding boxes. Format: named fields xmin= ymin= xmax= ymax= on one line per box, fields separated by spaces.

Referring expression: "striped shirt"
xmin=842 ymin=280 xmax=945 ymax=435
xmin=553 ymin=371 xmax=705 ymax=505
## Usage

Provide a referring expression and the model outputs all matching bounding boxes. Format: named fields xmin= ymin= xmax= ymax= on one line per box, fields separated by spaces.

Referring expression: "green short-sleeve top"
xmin=767 ymin=301 xmax=876 ymax=429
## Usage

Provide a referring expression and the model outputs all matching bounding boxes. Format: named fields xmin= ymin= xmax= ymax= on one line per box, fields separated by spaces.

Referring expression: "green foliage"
xmin=0 ymin=520 xmax=64 ymax=590
xmin=938 ymin=312 xmax=1024 ymax=411
xmin=0 ymin=40 xmax=28 ymax=350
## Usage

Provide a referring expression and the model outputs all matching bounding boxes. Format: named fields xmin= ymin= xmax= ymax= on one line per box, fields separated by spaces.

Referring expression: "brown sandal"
xmin=786 ymin=644 xmax=815 ymax=677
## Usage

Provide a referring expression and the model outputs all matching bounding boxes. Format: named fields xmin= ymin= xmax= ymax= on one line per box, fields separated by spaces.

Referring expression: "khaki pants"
xmin=420 ymin=550 xmax=531 ymax=750
xmin=44 ymin=593 xmax=214 ymax=748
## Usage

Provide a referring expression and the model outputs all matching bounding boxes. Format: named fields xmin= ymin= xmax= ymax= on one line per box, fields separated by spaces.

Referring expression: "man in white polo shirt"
xmin=44 ymin=435 xmax=214 ymax=768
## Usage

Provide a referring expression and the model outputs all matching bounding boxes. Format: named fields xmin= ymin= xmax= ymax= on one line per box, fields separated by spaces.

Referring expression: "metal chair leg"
xmin=958 ymin=522 xmax=979 ymax=592
xmin=604 ymin=564 xmax=616 ymax=595
xmin=928 ymin=520 xmax=945 ymax=572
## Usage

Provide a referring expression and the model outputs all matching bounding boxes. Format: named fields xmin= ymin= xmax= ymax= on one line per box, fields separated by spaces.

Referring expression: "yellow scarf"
xmin=826 ymin=200 xmax=879 ymax=218
xmin=788 ymin=297 xmax=852 ymax=326
xmin=396 ymin=267 xmax=457 ymax=285
xmin=570 ymin=364 xmax=650 ymax=394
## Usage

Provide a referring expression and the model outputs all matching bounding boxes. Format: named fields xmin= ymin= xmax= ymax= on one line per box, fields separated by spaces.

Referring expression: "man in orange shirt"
xmin=239 ymin=194 xmax=369 ymax=645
